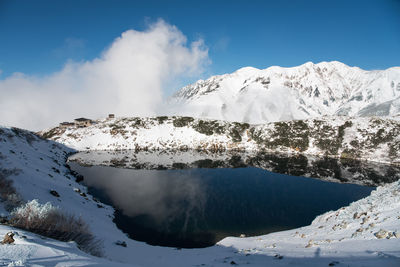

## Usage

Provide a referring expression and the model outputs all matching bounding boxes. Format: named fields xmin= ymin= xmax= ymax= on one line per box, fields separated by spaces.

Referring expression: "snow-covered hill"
xmin=0 ymin=127 xmax=138 ymax=265
xmin=169 ymin=61 xmax=400 ymax=123
xmin=1 ymin=126 xmax=400 ymax=266
xmin=40 ymin=116 xmax=400 ymax=165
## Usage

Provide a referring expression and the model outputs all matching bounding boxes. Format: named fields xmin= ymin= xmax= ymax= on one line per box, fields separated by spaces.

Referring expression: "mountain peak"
xmin=301 ymin=61 xmax=315 ymax=67
xmin=299 ymin=61 xmax=352 ymax=70
xmin=169 ymin=62 xmax=400 ymax=124
xmin=234 ymin=66 xmax=260 ymax=75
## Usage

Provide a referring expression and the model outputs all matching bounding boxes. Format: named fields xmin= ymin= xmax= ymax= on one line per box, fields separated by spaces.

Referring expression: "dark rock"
xmin=50 ymin=190 xmax=60 ymax=197
xmin=75 ymin=174 xmax=84 ymax=183
xmin=0 ymin=217 xmax=8 ymax=224
xmin=115 ymin=240 xmax=127 ymax=247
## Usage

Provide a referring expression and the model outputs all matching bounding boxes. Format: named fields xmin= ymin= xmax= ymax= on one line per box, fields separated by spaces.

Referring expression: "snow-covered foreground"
xmin=0 ymin=225 xmax=130 ymax=267
xmin=1 ymin=126 xmax=399 ymax=266
xmin=220 ymin=180 xmax=400 ymax=266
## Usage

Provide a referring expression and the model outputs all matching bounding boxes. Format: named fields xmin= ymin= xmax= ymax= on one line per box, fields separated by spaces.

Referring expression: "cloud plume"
xmin=0 ymin=20 xmax=209 ymax=131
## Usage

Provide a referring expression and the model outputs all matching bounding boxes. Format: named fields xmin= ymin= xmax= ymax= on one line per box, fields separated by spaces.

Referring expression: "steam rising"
xmin=0 ymin=20 xmax=209 ymax=131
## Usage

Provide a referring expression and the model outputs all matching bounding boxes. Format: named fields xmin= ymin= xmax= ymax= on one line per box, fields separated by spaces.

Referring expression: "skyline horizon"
xmin=1 ymin=0 xmax=399 ymax=130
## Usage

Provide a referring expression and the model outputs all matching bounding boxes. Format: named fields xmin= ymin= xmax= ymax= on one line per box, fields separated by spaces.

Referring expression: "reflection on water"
xmin=70 ymin=157 xmax=375 ymax=248
xmin=81 ymin=166 xmax=206 ymax=225
xmin=69 ymin=150 xmax=400 ymax=186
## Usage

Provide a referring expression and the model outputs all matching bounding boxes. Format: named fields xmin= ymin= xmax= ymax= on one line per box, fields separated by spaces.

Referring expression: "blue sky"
xmin=0 ymin=0 xmax=399 ymax=81
xmin=1 ymin=0 xmax=400 ymax=130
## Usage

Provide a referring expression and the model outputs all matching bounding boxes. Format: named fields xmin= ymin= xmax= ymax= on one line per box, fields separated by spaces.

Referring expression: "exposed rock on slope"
xmin=40 ymin=116 xmax=400 ymax=164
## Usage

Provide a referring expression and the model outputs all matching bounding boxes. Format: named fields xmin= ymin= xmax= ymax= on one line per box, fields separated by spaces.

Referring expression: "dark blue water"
xmin=69 ymin=163 xmax=374 ymax=248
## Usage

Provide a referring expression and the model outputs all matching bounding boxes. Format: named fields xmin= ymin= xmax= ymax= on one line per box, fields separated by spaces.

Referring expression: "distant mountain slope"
xmin=39 ymin=116 xmax=400 ymax=164
xmin=169 ymin=61 xmax=400 ymax=123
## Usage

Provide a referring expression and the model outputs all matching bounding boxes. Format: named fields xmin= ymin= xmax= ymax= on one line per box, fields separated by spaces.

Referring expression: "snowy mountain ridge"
xmin=170 ymin=61 xmax=400 ymax=123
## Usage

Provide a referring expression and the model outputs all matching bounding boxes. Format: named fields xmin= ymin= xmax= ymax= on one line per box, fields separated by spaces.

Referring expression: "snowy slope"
xmin=40 ymin=116 xmax=400 ymax=164
xmin=0 ymin=127 xmax=136 ymax=266
xmin=220 ymin=180 xmax=400 ymax=266
xmin=1 ymin=126 xmax=400 ymax=266
xmin=169 ymin=61 xmax=400 ymax=123
xmin=0 ymin=225 xmax=130 ymax=267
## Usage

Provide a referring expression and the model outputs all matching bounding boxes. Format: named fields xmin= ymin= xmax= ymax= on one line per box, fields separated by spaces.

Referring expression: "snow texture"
xmin=169 ymin=61 xmax=400 ymax=124
xmin=1 ymin=125 xmax=400 ymax=266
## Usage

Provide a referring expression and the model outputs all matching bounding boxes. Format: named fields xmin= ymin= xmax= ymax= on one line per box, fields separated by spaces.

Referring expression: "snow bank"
xmin=220 ymin=180 xmax=400 ymax=266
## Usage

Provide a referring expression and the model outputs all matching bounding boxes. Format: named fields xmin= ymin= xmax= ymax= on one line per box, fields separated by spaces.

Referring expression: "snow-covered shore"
xmin=220 ymin=180 xmax=400 ymax=266
xmin=40 ymin=116 xmax=400 ymax=165
xmin=1 ymin=125 xmax=399 ymax=266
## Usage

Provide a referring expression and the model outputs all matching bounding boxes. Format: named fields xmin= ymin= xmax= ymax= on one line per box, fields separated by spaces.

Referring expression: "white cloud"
xmin=0 ymin=20 xmax=209 ymax=131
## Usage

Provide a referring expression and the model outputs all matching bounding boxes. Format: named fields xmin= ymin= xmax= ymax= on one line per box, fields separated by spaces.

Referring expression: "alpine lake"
xmin=68 ymin=150 xmax=400 ymax=248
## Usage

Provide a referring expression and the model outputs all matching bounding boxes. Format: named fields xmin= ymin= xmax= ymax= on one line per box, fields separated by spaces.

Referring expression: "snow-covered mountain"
xmin=169 ymin=61 xmax=400 ymax=123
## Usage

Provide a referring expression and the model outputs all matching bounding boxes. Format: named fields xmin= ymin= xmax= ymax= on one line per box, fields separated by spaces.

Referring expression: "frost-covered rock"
xmin=1 ymin=232 xmax=15 ymax=244
xmin=374 ymin=229 xmax=389 ymax=239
